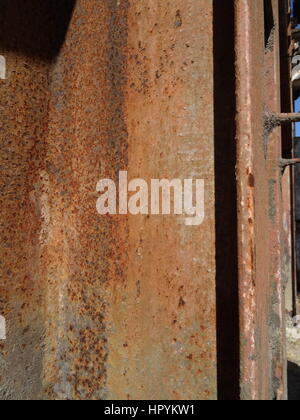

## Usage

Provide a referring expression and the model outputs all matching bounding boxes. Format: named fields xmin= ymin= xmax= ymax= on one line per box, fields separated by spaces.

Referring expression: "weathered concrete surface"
xmin=0 ymin=0 xmax=217 ymax=400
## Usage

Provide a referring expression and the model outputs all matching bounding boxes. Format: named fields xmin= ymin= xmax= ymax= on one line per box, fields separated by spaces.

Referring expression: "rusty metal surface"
xmin=235 ymin=0 xmax=287 ymax=400
xmin=282 ymin=167 xmax=294 ymax=314
xmin=279 ymin=0 xmax=298 ymax=317
xmin=235 ymin=0 xmax=268 ymax=400
xmin=0 ymin=0 xmax=217 ymax=400
xmin=0 ymin=0 xmax=294 ymax=401
xmin=0 ymin=1 xmax=62 ymax=399
xmin=105 ymin=0 xmax=216 ymax=401
xmin=265 ymin=0 xmax=287 ymax=400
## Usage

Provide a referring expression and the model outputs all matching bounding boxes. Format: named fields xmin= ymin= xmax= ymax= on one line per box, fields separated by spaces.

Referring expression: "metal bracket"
xmin=279 ymin=158 xmax=300 ymax=170
xmin=272 ymin=114 xmax=300 ymax=170
xmin=265 ymin=112 xmax=300 ymax=132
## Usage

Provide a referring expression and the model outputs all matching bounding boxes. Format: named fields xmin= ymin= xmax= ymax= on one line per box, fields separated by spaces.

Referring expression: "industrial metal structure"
xmin=0 ymin=0 xmax=299 ymax=400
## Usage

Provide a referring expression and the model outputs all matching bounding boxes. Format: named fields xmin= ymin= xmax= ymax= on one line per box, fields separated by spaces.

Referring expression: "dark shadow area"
xmin=213 ymin=0 xmax=240 ymax=400
xmin=294 ymin=0 xmax=300 ymax=24
xmin=279 ymin=0 xmax=293 ymax=160
xmin=264 ymin=0 xmax=275 ymax=48
xmin=0 ymin=0 xmax=76 ymax=61
xmin=288 ymin=362 xmax=300 ymax=400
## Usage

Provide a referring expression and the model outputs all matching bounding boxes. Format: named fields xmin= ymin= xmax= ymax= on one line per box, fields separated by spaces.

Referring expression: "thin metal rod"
xmin=277 ymin=113 xmax=300 ymax=124
xmin=265 ymin=112 xmax=300 ymax=133
xmin=279 ymin=158 xmax=300 ymax=169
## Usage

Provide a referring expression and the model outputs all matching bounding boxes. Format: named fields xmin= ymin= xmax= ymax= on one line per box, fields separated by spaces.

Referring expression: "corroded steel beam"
xmin=0 ymin=0 xmax=292 ymax=401
xmin=235 ymin=0 xmax=287 ymax=400
xmin=0 ymin=0 xmax=217 ymax=400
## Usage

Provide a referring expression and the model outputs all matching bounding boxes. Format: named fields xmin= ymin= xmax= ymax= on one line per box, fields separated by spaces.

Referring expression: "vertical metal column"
xmin=0 ymin=0 xmax=218 ymax=400
xmin=235 ymin=0 xmax=287 ymax=400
